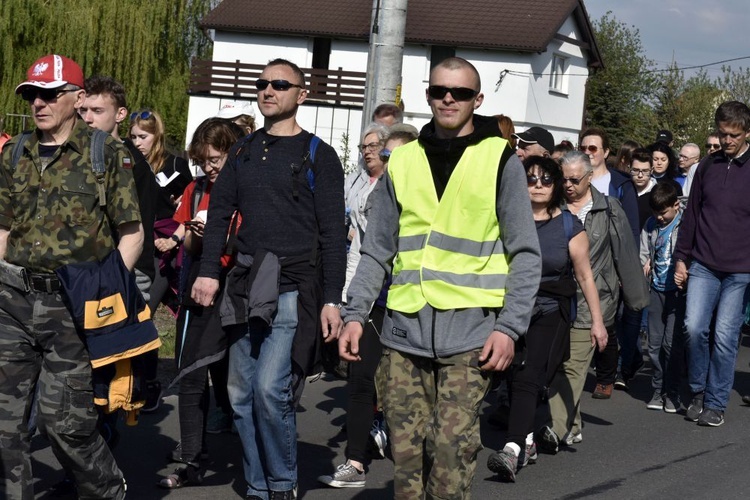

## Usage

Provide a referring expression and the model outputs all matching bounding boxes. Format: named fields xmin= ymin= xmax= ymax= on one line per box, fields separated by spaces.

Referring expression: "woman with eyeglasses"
xmin=487 ymin=156 xmax=605 ymax=481
xmin=159 ymin=118 xmax=245 ymax=489
xmin=319 ymin=122 xmax=393 ymax=488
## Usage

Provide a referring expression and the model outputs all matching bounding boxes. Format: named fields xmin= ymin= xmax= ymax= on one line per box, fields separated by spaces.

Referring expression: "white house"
xmin=186 ymin=0 xmax=602 ymax=171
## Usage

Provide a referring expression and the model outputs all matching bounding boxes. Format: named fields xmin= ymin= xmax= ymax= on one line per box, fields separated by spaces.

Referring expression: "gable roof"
xmin=201 ymin=0 xmax=602 ymax=67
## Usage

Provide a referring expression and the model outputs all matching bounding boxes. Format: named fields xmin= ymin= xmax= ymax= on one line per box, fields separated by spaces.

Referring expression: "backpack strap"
xmin=293 ymin=133 xmax=320 ymax=200
xmin=562 ymin=210 xmax=575 ymax=242
xmin=10 ymin=131 xmax=33 ymax=172
xmin=90 ymin=129 xmax=109 ymax=208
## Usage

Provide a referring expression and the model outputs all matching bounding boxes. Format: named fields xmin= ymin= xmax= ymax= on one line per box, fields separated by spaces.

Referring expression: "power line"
xmin=503 ymin=55 xmax=750 ymax=78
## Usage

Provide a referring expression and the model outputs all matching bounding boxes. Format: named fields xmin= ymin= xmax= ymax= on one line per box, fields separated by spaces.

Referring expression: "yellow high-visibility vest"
xmin=386 ymin=136 xmax=510 ymax=313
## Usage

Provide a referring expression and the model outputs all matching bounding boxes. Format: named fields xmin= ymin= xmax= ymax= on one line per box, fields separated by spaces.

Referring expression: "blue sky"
xmin=583 ymin=0 xmax=750 ymax=78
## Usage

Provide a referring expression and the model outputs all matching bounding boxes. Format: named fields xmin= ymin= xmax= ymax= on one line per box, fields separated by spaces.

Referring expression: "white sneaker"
xmin=564 ymin=431 xmax=582 ymax=446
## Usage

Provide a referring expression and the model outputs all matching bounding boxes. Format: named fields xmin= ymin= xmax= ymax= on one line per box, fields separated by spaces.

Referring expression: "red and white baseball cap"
xmin=15 ymin=54 xmax=84 ymax=93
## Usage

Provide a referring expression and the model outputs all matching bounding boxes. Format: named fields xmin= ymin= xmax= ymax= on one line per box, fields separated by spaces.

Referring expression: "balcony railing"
xmin=189 ymin=58 xmax=367 ymax=108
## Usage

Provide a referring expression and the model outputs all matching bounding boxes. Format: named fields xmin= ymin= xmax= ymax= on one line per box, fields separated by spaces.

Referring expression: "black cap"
xmin=655 ymin=129 xmax=673 ymax=144
xmin=512 ymin=126 xmax=555 ymax=153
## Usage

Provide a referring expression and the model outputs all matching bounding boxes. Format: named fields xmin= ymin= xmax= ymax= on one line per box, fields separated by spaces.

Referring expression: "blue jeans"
xmin=228 ymin=290 xmax=298 ymax=499
xmin=685 ymin=261 xmax=750 ymax=411
xmin=617 ymin=303 xmax=643 ymax=378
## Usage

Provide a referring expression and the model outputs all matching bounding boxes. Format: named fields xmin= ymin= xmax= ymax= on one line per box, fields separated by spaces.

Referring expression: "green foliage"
xmin=339 ymin=131 xmax=359 ymax=175
xmin=0 ymin=0 xmax=213 ymax=146
xmin=652 ymin=65 xmax=721 ymax=147
xmin=585 ymin=12 xmax=657 ymax=147
xmin=718 ymin=66 xmax=750 ymax=105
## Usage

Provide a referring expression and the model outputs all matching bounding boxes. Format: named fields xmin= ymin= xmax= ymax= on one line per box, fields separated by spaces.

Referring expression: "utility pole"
xmin=361 ymin=0 xmax=408 ymax=133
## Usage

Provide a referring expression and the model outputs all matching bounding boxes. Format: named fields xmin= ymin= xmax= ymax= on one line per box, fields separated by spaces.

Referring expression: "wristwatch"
xmin=170 ymin=234 xmax=182 ymax=245
xmin=324 ymin=302 xmax=343 ymax=309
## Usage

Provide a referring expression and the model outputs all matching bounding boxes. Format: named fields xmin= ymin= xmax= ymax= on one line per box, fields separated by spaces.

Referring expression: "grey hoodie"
xmin=342 ymin=115 xmax=541 ymax=358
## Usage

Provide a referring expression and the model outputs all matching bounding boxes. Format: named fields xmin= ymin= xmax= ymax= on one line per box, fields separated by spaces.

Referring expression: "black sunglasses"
xmin=130 ymin=110 xmax=153 ymax=121
xmin=563 ymin=172 xmax=591 ymax=185
xmin=379 ymin=149 xmax=392 ymax=162
xmin=426 ymin=86 xmax=479 ymax=101
xmin=527 ymin=174 xmax=554 ymax=187
xmin=255 ymin=79 xmax=304 ymax=91
xmin=705 ymin=143 xmax=721 ymax=150
xmin=20 ymin=87 xmax=76 ymax=103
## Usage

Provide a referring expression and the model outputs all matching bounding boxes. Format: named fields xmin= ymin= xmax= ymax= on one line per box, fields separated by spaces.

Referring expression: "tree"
xmin=717 ymin=65 xmax=750 ymax=105
xmin=584 ymin=12 xmax=657 ymax=148
xmin=651 ymin=65 xmax=720 ymax=147
xmin=0 ymin=0 xmax=213 ymax=146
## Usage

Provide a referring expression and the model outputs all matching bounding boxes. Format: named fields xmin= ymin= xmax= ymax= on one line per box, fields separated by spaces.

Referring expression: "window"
xmin=550 ymin=54 xmax=567 ymax=93
xmin=430 ymin=46 xmax=456 ymax=69
xmin=311 ymin=38 xmax=332 ymax=97
xmin=312 ymin=38 xmax=331 ymax=70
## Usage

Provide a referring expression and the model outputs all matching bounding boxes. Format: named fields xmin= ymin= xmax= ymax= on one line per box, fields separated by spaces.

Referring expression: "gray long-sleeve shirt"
xmin=342 ymin=116 xmax=541 ymax=358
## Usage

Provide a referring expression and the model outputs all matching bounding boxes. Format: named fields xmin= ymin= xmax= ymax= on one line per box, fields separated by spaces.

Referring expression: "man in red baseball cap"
xmin=0 ymin=54 xmax=142 ymax=499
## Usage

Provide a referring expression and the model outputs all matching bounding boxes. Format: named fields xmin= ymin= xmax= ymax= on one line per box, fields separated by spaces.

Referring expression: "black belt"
xmin=29 ymin=273 xmax=61 ymax=294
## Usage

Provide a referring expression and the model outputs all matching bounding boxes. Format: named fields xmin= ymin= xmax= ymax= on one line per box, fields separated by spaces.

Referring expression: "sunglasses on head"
xmin=20 ymin=87 xmax=76 ymax=103
xmin=578 ymin=145 xmax=599 ymax=154
xmin=527 ymin=174 xmax=554 ymax=187
xmin=705 ymin=143 xmax=721 ymax=150
xmin=426 ymin=86 xmax=478 ymax=101
xmin=130 ymin=110 xmax=153 ymax=121
xmin=255 ymin=79 xmax=304 ymax=91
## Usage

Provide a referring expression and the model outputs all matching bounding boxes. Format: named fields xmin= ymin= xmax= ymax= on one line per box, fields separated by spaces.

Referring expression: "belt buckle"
xmin=44 ymin=277 xmax=54 ymax=294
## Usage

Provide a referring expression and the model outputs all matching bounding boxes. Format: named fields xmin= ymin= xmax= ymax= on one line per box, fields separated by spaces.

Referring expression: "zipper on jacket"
xmin=431 ymin=308 xmax=438 ymax=359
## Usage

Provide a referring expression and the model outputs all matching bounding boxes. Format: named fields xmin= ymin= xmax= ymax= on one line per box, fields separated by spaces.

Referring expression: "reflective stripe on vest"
xmin=387 ymin=136 xmax=510 ymax=313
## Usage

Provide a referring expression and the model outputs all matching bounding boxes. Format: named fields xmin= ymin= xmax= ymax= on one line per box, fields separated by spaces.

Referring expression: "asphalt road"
xmin=31 ymin=335 xmax=750 ymax=499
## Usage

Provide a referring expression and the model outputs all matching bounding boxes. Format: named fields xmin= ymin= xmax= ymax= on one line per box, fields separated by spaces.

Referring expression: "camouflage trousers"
xmin=380 ymin=347 xmax=491 ymax=500
xmin=0 ymin=283 xmax=125 ymax=500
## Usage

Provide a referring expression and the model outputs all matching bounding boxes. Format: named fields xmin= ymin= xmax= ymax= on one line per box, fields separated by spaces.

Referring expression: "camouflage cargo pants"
xmin=381 ymin=347 xmax=491 ymax=500
xmin=0 ymin=283 xmax=125 ymax=500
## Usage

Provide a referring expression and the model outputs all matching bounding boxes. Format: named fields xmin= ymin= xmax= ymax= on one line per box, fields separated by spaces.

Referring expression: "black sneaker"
xmin=685 ymin=393 xmax=704 ymax=422
xmin=614 ymin=375 xmax=628 ymax=391
xmin=697 ymin=408 xmax=724 ymax=427
xmin=141 ymin=380 xmax=163 ymax=413
xmin=742 ymin=394 xmax=750 ymax=405
xmin=535 ymin=426 xmax=559 ymax=455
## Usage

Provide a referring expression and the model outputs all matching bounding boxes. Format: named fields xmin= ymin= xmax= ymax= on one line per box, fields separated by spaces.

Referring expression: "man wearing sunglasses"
xmin=340 ymin=57 xmax=541 ymax=498
xmin=192 ymin=58 xmax=345 ymax=500
xmin=0 ymin=55 xmax=143 ymax=499
xmin=673 ymin=101 xmax=750 ymax=427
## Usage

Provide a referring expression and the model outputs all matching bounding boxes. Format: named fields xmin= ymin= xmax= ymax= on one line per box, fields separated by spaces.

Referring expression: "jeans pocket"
xmin=57 ymin=374 xmax=98 ymax=437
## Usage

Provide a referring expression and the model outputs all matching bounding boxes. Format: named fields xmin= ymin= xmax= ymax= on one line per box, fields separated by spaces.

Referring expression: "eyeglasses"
xmin=20 ymin=87 xmax=77 ymax=103
xmin=130 ymin=110 xmax=153 ymax=121
xmin=578 ymin=145 xmax=600 ymax=154
xmin=527 ymin=174 xmax=554 ymax=187
xmin=426 ymin=86 xmax=479 ymax=101
xmin=705 ymin=143 xmax=721 ymax=151
xmin=255 ymin=79 xmax=304 ymax=91
xmin=678 ymin=154 xmax=698 ymax=161
xmin=358 ymin=142 xmax=382 ymax=153
xmin=197 ymin=154 xmax=226 ymax=170
xmin=562 ymin=172 xmax=591 ymax=185
xmin=379 ymin=149 xmax=392 ymax=162
xmin=630 ymin=168 xmax=652 ymax=177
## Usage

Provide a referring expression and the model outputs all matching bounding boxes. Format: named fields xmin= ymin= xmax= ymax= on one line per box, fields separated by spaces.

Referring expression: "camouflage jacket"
xmin=0 ymin=119 xmax=141 ymax=273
